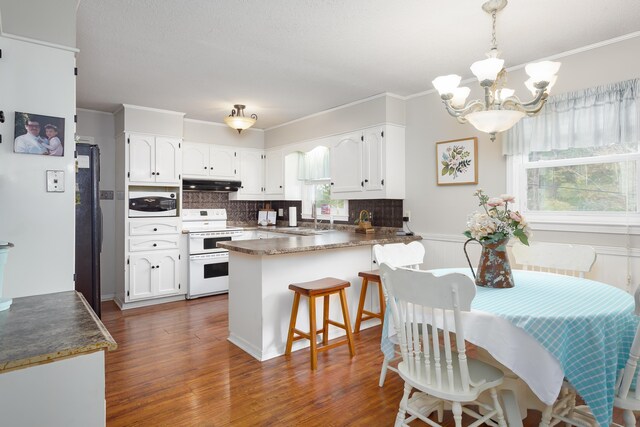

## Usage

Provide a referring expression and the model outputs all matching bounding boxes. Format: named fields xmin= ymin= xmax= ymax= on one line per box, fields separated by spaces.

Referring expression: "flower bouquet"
xmin=463 ymin=190 xmax=531 ymax=288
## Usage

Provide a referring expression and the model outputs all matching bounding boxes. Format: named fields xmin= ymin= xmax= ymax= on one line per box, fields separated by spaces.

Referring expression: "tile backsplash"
xmin=182 ymin=192 xmax=403 ymax=228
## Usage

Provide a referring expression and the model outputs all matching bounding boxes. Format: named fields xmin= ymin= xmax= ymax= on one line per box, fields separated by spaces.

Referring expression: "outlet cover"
xmin=46 ymin=170 xmax=64 ymax=192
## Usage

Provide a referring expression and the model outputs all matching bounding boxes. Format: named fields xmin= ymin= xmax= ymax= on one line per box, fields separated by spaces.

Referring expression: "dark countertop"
xmin=218 ymin=230 xmax=422 ymax=255
xmin=0 ymin=291 xmax=117 ymax=373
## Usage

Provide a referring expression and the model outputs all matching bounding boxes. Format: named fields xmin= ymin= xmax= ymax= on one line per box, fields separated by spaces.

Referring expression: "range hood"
xmin=182 ymin=179 xmax=242 ymax=192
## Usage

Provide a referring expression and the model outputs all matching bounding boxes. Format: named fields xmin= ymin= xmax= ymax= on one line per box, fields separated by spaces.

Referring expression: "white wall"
xmin=0 ymin=35 xmax=77 ymax=298
xmin=407 ymin=35 xmax=640 ymax=290
xmin=184 ymin=118 xmax=264 ymax=149
xmin=76 ymin=109 xmax=116 ymax=300
xmin=0 ymin=0 xmax=76 ymax=48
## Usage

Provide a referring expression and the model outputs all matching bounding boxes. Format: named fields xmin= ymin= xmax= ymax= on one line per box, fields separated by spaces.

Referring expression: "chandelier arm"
xmin=442 ymin=99 xmax=486 ymax=118
xmin=500 ymin=91 xmax=549 ymax=115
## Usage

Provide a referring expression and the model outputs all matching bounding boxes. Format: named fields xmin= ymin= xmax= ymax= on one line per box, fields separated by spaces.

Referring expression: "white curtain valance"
xmin=297 ymin=146 xmax=330 ymax=181
xmin=503 ymin=78 xmax=640 ymax=155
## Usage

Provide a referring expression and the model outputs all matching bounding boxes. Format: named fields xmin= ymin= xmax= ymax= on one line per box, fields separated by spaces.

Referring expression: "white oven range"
xmin=182 ymin=209 xmax=243 ymax=299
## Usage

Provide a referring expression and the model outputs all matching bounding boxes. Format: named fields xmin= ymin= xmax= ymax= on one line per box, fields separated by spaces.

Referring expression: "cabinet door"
xmin=238 ymin=150 xmax=264 ymax=196
xmin=128 ymin=134 xmax=155 ymax=183
xmin=155 ymin=251 xmax=181 ymax=296
xmin=364 ymin=128 xmax=384 ymax=192
xmin=210 ymin=146 xmax=238 ymax=179
xmin=182 ymin=142 xmax=209 ymax=177
xmin=264 ymin=149 xmax=284 ymax=195
xmin=155 ymin=137 xmax=181 ymax=184
xmin=128 ymin=254 xmax=154 ymax=300
xmin=330 ymin=132 xmax=363 ymax=193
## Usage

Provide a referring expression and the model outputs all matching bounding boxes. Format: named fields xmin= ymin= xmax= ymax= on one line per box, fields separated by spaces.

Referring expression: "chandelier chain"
xmin=491 ymin=10 xmax=498 ymax=51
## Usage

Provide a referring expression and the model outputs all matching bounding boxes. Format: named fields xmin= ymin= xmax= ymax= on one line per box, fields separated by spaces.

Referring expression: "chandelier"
xmin=432 ymin=0 xmax=560 ymax=141
xmin=224 ymin=104 xmax=257 ymax=134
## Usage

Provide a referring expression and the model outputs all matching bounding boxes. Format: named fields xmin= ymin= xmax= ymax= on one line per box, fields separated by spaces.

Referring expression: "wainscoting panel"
xmin=417 ymin=233 xmax=639 ymax=294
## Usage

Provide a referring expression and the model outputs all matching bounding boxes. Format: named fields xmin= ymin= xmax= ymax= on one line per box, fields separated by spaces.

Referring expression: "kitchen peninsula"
xmin=218 ymin=230 xmax=421 ymax=361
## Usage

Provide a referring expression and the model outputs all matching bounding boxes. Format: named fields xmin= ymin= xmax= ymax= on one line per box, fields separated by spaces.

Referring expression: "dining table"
xmin=380 ymin=268 xmax=638 ymax=427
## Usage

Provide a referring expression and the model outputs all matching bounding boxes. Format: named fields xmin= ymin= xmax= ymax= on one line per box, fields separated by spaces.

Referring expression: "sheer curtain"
xmin=503 ymin=78 xmax=639 ymax=155
xmin=297 ymin=146 xmax=330 ymax=181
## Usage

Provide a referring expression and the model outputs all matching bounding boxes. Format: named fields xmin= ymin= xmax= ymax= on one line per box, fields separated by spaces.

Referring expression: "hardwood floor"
xmin=101 ymin=295 xmax=615 ymax=426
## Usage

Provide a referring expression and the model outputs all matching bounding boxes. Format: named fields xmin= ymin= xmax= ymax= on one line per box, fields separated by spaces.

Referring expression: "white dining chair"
xmin=511 ymin=241 xmax=597 ymax=278
xmin=380 ymin=263 xmax=507 ymax=427
xmin=373 ymin=242 xmax=425 ymax=387
xmin=544 ymin=286 xmax=640 ymax=427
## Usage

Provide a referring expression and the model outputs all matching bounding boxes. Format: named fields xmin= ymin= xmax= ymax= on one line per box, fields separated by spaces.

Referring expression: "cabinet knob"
xmin=153 ymin=228 xmax=158 ymax=231
xmin=279 ymin=185 xmax=282 ymax=188
xmin=151 ymin=266 xmax=156 ymax=269
xmin=156 ymin=172 xmax=160 ymax=176
xmin=151 ymin=172 xmax=156 ymax=175
xmin=153 ymin=243 xmax=157 ymax=247
xmin=330 ymin=182 xmax=334 ymax=186
xmin=364 ymin=179 xmax=369 ymax=183
xmin=204 ymin=166 xmax=208 ymax=169
xmin=373 ymin=260 xmax=377 ymax=264
xmin=156 ymin=265 xmax=160 ymax=269
xmin=361 ymin=181 xmax=364 ymax=187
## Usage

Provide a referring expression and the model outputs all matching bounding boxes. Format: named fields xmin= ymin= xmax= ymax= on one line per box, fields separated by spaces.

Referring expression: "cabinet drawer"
xmin=129 ymin=235 xmax=180 ymax=252
xmin=129 ymin=218 xmax=181 ymax=236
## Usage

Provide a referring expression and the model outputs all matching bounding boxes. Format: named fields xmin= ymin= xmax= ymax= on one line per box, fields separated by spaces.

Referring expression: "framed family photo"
xmin=436 ymin=137 xmax=478 ymax=185
xmin=14 ymin=112 xmax=65 ymax=156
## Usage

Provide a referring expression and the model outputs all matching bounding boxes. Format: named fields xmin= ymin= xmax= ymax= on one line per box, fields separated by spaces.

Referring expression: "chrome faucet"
xmin=311 ymin=202 xmax=322 ymax=229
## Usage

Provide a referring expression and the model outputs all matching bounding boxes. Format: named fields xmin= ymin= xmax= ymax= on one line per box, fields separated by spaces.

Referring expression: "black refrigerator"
xmin=75 ymin=143 xmax=102 ymax=317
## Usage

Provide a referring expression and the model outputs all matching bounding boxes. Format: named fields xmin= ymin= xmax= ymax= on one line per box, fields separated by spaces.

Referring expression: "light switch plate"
xmin=278 ymin=208 xmax=284 ymax=217
xmin=46 ymin=170 xmax=65 ymax=192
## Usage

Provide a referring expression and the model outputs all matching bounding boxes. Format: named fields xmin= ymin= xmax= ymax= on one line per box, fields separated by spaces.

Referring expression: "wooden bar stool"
xmin=285 ymin=277 xmax=356 ymax=370
xmin=353 ymin=269 xmax=385 ymax=333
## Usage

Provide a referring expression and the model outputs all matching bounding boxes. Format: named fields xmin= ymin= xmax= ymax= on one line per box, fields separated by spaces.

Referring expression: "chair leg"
xmin=539 ymin=405 xmax=552 ymax=427
xmin=353 ymin=278 xmax=369 ymax=333
xmin=308 ymin=295 xmax=318 ymax=370
xmin=394 ymin=383 xmax=411 ymax=427
xmin=452 ymin=401 xmax=463 ymax=427
xmin=322 ymin=295 xmax=330 ymax=346
xmin=378 ymin=357 xmax=389 ymax=387
xmin=377 ymin=279 xmax=386 ymax=318
xmin=339 ymin=289 xmax=356 ymax=357
xmin=285 ymin=293 xmax=300 ymax=355
xmin=623 ymin=409 xmax=636 ymax=427
xmin=489 ymin=388 xmax=507 ymax=427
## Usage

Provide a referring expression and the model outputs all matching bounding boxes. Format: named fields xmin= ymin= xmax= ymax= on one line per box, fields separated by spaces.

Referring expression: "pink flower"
xmin=509 ymin=211 xmax=522 ymax=222
xmin=500 ymin=194 xmax=515 ymax=203
xmin=487 ymin=198 xmax=505 ymax=207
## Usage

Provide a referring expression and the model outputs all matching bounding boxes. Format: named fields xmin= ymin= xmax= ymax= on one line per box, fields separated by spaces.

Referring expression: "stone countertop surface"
xmin=0 ymin=291 xmax=117 ymax=373
xmin=217 ymin=230 xmax=422 ymax=255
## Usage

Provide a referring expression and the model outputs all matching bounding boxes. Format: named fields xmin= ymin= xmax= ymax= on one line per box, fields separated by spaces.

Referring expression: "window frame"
xmin=507 ymin=150 xmax=640 ymax=234
xmin=300 ymin=179 xmax=349 ymax=221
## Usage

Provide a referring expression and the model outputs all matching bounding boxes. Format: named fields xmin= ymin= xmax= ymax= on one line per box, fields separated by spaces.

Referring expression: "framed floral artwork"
xmin=436 ymin=137 xmax=478 ymax=185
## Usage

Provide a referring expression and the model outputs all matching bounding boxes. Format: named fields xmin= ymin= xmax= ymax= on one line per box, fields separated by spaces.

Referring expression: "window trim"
xmin=507 ymin=151 xmax=640 ymax=233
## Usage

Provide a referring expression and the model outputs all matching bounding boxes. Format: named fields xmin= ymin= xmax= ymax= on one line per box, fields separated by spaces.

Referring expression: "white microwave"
xmin=128 ymin=191 xmax=178 ymax=217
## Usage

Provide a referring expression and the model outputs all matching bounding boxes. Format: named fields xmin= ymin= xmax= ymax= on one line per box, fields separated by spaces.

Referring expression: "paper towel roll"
xmin=289 ymin=206 xmax=297 ymax=227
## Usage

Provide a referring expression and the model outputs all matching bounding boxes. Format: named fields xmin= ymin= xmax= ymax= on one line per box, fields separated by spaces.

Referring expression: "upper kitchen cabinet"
xmin=264 ymin=149 xmax=284 ymax=197
xmin=230 ymin=148 xmax=264 ymax=200
xmin=128 ymin=133 xmax=182 ymax=185
xmin=330 ymin=125 xmax=405 ymax=200
xmin=330 ymin=132 xmax=364 ymax=193
xmin=183 ymin=142 xmax=238 ymax=180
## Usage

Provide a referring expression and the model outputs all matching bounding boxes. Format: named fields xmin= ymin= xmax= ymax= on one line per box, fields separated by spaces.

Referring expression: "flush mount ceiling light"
xmin=224 ymin=104 xmax=257 ymax=134
xmin=432 ymin=0 xmax=560 ymax=141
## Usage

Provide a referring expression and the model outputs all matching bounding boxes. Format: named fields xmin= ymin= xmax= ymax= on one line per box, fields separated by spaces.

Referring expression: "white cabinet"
xmin=183 ymin=142 xmax=238 ymax=180
xmin=232 ymin=149 xmax=264 ymax=200
xmin=264 ymin=149 xmax=284 ymax=196
xmin=128 ymin=251 xmax=180 ymax=301
xmin=128 ymin=134 xmax=181 ymax=185
xmin=330 ymin=132 xmax=364 ymax=193
xmin=330 ymin=125 xmax=405 ymax=200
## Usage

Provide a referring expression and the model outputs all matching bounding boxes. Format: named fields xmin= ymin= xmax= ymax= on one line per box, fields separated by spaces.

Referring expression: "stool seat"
xmin=289 ymin=277 xmax=350 ymax=296
xmin=285 ymin=277 xmax=356 ymax=370
xmin=358 ymin=270 xmax=381 ymax=281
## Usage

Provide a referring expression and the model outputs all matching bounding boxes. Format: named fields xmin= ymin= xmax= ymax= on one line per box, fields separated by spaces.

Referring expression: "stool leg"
xmin=322 ymin=295 xmax=330 ymax=346
xmin=309 ymin=295 xmax=318 ymax=370
xmin=339 ymin=289 xmax=356 ymax=357
xmin=353 ymin=278 xmax=369 ymax=333
xmin=285 ymin=293 xmax=300 ymax=355
xmin=377 ymin=279 xmax=386 ymax=319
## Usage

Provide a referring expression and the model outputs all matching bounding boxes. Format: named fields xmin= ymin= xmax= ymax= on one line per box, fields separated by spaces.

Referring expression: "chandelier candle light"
xmin=224 ymin=104 xmax=257 ymax=134
xmin=432 ymin=0 xmax=560 ymax=141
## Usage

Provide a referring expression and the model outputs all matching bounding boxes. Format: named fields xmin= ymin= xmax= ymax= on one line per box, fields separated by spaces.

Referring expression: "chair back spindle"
xmin=512 ymin=242 xmax=596 ymax=278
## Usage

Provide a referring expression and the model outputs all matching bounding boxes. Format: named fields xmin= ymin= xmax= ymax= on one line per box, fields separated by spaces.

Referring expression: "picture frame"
xmin=14 ymin=111 xmax=65 ymax=156
xmin=436 ymin=137 xmax=478 ymax=185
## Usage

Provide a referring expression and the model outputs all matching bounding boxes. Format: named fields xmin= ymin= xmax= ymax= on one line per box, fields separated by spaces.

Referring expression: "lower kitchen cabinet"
xmin=128 ymin=251 xmax=181 ymax=301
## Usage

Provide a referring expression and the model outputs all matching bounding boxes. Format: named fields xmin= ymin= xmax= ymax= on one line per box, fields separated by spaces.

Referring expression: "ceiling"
xmin=76 ymin=0 xmax=640 ymax=129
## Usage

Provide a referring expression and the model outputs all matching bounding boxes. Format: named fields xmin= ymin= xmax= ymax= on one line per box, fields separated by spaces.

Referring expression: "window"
xmin=301 ymin=180 xmax=349 ymax=220
xmin=505 ymin=78 xmax=640 ymax=228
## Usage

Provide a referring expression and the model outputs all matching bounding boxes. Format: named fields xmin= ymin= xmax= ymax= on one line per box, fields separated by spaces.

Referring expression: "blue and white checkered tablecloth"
xmin=380 ymin=268 xmax=638 ymax=427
